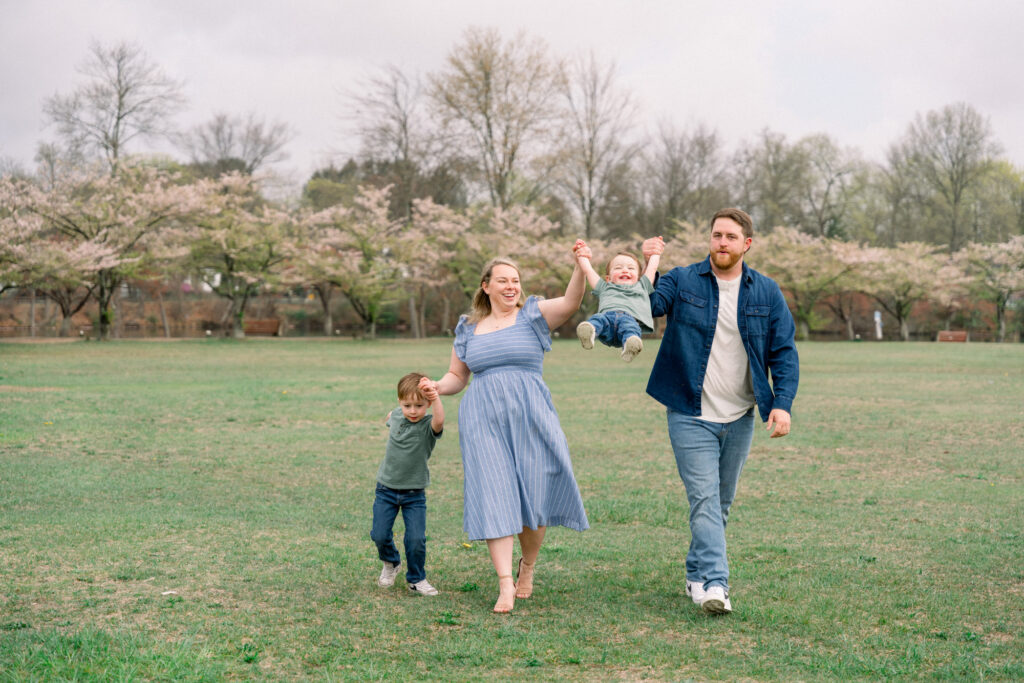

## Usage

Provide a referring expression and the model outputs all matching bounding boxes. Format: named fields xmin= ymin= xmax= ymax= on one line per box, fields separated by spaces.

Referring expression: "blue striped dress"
xmin=454 ymin=296 xmax=589 ymax=540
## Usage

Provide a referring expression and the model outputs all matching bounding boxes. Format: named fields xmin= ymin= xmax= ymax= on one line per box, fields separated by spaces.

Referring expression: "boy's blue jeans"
xmin=370 ymin=484 xmax=427 ymax=584
xmin=588 ymin=310 xmax=642 ymax=348
xmin=666 ymin=408 xmax=755 ymax=592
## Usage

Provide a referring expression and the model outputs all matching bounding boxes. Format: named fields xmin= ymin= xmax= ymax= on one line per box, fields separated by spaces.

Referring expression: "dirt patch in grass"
xmin=0 ymin=384 xmax=62 ymax=392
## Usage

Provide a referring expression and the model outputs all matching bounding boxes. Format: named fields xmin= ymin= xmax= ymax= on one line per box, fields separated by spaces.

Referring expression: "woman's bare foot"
xmin=515 ymin=558 xmax=535 ymax=599
xmin=493 ymin=575 xmax=515 ymax=613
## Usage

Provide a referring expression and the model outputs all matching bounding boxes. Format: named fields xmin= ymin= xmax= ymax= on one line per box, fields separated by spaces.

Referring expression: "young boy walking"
xmin=370 ymin=372 xmax=444 ymax=595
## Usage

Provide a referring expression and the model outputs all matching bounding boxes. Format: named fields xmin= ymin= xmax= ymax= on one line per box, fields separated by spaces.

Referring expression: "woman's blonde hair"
xmin=468 ymin=258 xmax=525 ymax=323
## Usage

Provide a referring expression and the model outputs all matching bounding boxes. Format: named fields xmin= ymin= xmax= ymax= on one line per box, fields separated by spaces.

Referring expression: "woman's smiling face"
xmin=482 ymin=264 xmax=522 ymax=312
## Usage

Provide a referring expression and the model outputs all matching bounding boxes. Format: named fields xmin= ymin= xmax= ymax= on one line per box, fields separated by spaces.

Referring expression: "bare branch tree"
xmin=902 ymin=102 xmax=1002 ymax=251
xmin=428 ymin=27 xmax=561 ymax=209
xmin=181 ymin=112 xmax=293 ymax=175
xmin=644 ymin=122 xmax=729 ymax=233
xmin=555 ymin=53 xmax=638 ymax=238
xmin=43 ymin=41 xmax=186 ymax=175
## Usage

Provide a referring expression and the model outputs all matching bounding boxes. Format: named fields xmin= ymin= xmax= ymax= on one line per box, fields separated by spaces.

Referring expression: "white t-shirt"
xmin=700 ymin=275 xmax=755 ymax=422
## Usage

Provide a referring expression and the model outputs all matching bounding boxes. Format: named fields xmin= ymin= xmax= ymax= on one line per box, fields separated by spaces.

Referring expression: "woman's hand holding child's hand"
xmin=573 ymin=239 xmax=592 ymax=262
xmin=418 ymin=376 xmax=440 ymax=402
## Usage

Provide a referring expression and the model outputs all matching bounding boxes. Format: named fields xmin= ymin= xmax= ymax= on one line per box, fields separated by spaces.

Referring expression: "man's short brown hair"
xmin=711 ymin=208 xmax=754 ymax=239
xmin=397 ymin=372 xmax=427 ymax=400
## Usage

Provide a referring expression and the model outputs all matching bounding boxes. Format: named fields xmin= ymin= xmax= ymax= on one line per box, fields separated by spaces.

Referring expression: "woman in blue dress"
xmin=427 ymin=245 xmax=591 ymax=613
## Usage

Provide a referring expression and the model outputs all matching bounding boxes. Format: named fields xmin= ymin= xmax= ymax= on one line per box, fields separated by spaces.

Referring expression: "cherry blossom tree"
xmin=301 ymin=186 xmax=405 ymax=339
xmin=959 ymin=236 xmax=1024 ymax=341
xmin=860 ymin=242 xmax=948 ymax=341
xmin=0 ymin=166 xmax=204 ymax=339
xmin=184 ymin=174 xmax=296 ymax=338
xmin=751 ymin=227 xmax=857 ymax=340
xmin=822 ymin=240 xmax=880 ymax=340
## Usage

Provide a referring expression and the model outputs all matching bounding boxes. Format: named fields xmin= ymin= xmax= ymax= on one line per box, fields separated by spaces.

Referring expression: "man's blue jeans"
xmin=588 ymin=310 xmax=642 ymax=348
xmin=666 ymin=408 xmax=755 ymax=591
xmin=370 ymin=484 xmax=427 ymax=584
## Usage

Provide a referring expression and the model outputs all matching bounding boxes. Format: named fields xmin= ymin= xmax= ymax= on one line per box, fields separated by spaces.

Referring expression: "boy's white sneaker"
xmin=621 ymin=335 xmax=643 ymax=362
xmin=408 ymin=579 xmax=439 ymax=596
xmin=700 ymin=585 xmax=732 ymax=614
xmin=685 ymin=579 xmax=707 ymax=605
xmin=377 ymin=562 xmax=400 ymax=587
xmin=577 ymin=321 xmax=596 ymax=349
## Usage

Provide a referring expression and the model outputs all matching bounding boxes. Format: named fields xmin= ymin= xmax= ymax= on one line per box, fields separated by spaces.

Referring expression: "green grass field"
xmin=1 ymin=338 xmax=1021 ymax=681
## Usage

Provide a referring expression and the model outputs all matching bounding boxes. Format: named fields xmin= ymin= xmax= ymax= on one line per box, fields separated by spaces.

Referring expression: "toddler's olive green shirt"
xmin=593 ymin=276 xmax=655 ymax=331
xmin=376 ymin=406 xmax=441 ymax=489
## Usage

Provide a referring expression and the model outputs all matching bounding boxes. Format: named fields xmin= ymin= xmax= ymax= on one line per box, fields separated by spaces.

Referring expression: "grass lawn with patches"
xmin=0 ymin=339 xmax=1021 ymax=680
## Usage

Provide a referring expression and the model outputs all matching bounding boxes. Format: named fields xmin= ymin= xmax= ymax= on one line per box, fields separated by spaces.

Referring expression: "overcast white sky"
xmin=2 ymin=0 xmax=1022 ymax=191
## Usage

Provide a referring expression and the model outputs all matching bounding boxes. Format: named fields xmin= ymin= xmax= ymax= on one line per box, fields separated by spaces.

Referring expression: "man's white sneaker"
xmin=685 ymin=579 xmax=707 ymax=605
xmin=577 ymin=321 xmax=596 ymax=350
xmin=408 ymin=579 xmax=439 ymax=596
xmin=621 ymin=335 xmax=643 ymax=362
xmin=700 ymin=585 xmax=732 ymax=614
xmin=377 ymin=562 xmax=400 ymax=587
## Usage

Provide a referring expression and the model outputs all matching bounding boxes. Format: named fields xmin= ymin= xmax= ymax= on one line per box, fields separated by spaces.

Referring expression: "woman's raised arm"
xmin=537 ymin=241 xmax=590 ymax=331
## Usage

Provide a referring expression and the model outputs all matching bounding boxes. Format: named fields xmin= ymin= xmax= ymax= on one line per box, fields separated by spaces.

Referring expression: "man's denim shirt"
xmin=646 ymin=257 xmax=799 ymax=422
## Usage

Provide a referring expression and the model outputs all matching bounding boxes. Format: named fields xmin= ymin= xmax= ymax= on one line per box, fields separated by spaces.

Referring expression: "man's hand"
xmin=766 ymin=409 xmax=791 ymax=438
xmin=642 ymin=236 xmax=665 ymax=258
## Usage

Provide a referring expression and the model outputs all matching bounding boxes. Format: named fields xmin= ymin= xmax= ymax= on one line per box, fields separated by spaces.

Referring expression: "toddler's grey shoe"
xmin=408 ymin=579 xmax=439 ymax=596
xmin=621 ymin=335 xmax=643 ymax=362
xmin=577 ymin=321 xmax=596 ymax=349
xmin=377 ymin=562 xmax=400 ymax=587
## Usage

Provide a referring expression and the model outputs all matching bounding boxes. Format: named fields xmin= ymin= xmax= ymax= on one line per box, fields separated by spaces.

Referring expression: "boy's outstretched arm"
xmin=418 ymin=376 xmax=445 ymax=435
xmin=643 ymin=251 xmax=661 ymax=283
xmin=574 ymin=240 xmax=601 ymax=289
xmin=642 ymin=236 xmax=664 ymax=282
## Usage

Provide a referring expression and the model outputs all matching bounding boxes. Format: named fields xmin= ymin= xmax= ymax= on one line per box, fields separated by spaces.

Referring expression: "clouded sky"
xmin=2 ymin=0 xmax=1022 ymax=190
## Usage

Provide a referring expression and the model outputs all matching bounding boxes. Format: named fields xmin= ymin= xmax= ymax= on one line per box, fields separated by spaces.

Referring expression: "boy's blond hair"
xmin=397 ymin=372 xmax=427 ymax=400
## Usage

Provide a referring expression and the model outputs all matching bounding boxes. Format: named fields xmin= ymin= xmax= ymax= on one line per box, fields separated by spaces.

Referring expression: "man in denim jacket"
xmin=643 ymin=207 xmax=799 ymax=615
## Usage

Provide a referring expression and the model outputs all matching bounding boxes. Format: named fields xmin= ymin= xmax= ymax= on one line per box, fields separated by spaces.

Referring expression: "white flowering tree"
xmin=185 ymin=174 xmax=296 ymax=338
xmin=0 ymin=166 xmax=203 ymax=339
xmin=301 ymin=186 xmax=404 ymax=339
xmin=860 ymin=242 xmax=949 ymax=341
xmin=751 ymin=227 xmax=858 ymax=340
xmin=959 ymin=236 xmax=1024 ymax=341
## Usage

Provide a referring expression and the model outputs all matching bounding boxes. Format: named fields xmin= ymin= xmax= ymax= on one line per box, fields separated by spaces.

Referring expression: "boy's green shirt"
xmin=593 ymin=275 xmax=655 ymax=331
xmin=376 ymin=406 xmax=442 ymax=489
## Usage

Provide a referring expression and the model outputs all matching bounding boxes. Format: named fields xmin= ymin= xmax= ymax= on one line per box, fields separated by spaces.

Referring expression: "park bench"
xmin=243 ymin=319 xmax=282 ymax=336
xmin=936 ymin=330 xmax=968 ymax=342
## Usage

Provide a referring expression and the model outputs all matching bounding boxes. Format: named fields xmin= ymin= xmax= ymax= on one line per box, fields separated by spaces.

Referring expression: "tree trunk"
xmin=899 ymin=318 xmax=910 ymax=342
xmin=441 ymin=297 xmax=452 ymax=335
xmin=98 ymin=293 xmax=113 ymax=341
xmin=323 ymin=307 xmax=333 ymax=336
xmin=845 ymin=317 xmax=855 ymax=341
xmin=997 ymin=305 xmax=1006 ymax=343
xmin=29 ymin=289 xmax=36 ymax=338
xmin=157 ymin=290 xmax=171 ymax=338
xmin=798 ymin=319 xmax=810 ymax=341
xmin=59 ymin=315 xmax=72 ymax=338
xmin=408 ymin=296 xmax=421 ymax=338
xmin=232 ymin=307 xmax=246 ymax=339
